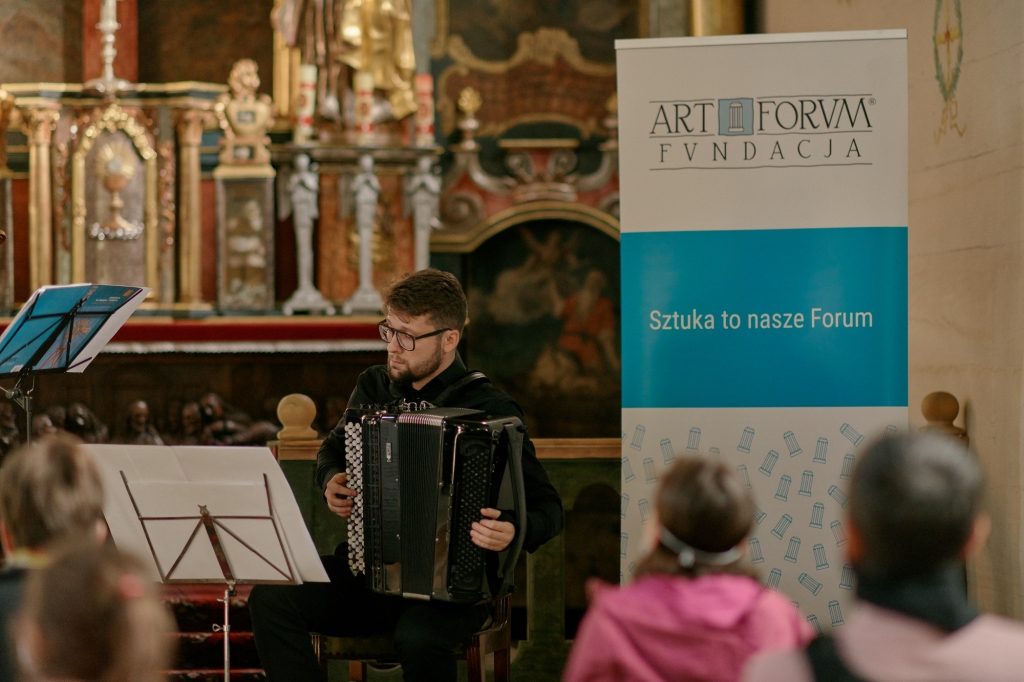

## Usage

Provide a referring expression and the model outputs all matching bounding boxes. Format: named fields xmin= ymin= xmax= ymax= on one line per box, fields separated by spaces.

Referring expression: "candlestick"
xmin=100 ymin=0 xmax=116 ymax=25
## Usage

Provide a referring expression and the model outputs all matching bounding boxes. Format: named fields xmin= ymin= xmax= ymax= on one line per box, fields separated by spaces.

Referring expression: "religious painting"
xmin=465 ymin=221 xmax=620 ymax=438
xmin=432 ymin=1 xmax=634 ymax=149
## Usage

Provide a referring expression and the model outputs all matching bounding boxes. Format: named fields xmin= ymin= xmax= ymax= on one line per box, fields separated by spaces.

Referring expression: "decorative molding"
xmin=437 ymin=29 xmax=617 ymax=138
xmin=432 ymin=200 xmax=619 ymax=253
xmin=432 ymin=0 xmax=649 ymax=58
xmin=933 ymin=0 xmax=966 ymax=142
xmin=447 ymin=29 xmax=616 ymax=78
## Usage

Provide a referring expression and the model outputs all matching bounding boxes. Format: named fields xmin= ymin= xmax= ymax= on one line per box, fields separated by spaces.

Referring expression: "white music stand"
xmin=85 ymin=444 xmax=329 ymax=682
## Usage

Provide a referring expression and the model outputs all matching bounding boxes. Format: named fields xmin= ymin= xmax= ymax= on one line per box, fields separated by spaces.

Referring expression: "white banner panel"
xmin=616 ymin=30 xmax=907 ymax=630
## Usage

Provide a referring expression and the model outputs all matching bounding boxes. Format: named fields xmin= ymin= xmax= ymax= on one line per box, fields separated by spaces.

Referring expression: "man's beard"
xmin=388 ymin=343 xmax=444 ymax=389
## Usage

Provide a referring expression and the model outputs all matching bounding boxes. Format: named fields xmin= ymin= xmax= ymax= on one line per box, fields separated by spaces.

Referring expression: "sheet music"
xmin=0 ymin=283 xmax=148 ymax=377
xmin=85 ymin=444 xmax=328 ymax=585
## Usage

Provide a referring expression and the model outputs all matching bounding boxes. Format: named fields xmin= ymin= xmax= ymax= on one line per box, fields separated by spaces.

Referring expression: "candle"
xmin=414 ymin=74 xmax=434 ymax=147
xmin=100 ymin=0 xmax=116 ymax=25
xmin=354 ymin=71 xmax=375 ymax=141
xmin=294 ymin=64 xmax=318 ymax=143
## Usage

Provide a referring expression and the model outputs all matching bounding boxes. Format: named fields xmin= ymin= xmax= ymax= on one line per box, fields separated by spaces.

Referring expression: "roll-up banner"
xmin=616 ymin=30 xmax=907 ymax=629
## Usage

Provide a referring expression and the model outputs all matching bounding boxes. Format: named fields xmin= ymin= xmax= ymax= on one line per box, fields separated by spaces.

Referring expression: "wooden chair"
xmin=312 ymin=595 xmax=511 ymax=682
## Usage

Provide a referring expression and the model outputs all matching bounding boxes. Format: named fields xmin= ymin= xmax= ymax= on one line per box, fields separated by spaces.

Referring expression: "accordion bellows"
xmin=343 ymin=407 xmax=526 ymax=603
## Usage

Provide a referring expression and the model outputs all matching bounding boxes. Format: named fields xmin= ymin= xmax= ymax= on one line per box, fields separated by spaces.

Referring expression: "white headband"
xmin=660 ymin=527 xmax=743 ymax=568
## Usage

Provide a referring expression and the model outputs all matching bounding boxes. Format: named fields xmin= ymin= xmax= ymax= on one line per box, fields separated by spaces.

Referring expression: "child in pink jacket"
xmin=563 ymin=455 xmax=812 ymax=682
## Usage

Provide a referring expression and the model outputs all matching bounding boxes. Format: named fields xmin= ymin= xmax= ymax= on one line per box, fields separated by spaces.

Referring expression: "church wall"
xmin=0 ymin=0 xmax=81 ymax=83
xmin=764 ymin=0 xmax=1024 ymax=618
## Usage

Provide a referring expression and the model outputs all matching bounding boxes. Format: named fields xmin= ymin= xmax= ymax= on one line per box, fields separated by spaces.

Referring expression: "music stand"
xmin=84 ymin=444 xmax=329 ymax=682
xmin=0 ymin=283 xmax=148 ymax=442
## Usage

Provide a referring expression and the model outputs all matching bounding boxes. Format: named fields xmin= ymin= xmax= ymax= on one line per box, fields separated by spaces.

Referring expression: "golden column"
xmin=689 ymin=0 xmax=744 ymax=36
xmin=271 ymin=0 xmax=301 ymax=124
xmin=21 ymin=104 xmax=60 ymax=290
xmin=0 ymin=90 xmax=14 ymax=171
xmin=174 ymin=107 xmax=210 ymax=305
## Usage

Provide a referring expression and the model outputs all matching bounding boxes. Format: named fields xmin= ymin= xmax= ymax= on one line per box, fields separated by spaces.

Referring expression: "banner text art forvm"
xmin=649 ymin=94 xmax=876 ymax=169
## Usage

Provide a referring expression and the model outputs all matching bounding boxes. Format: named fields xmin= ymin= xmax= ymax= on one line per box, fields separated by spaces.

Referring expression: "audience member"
xmin=172 ymin=401 xmax=204 ymax=445
xmin=11 ymin=543 xmax=175 ymax=682
xmin=564 ymin=455 xmax=812 ymax=682
xmin=29 ymin=414 xmax=57 ymax=440
xmin=198 ymin=391 xmax=276 ymax=445
xmin=744 ymin=432 xmax=1024 ymax=682
xmin=164 ymin=398 xmax=183 ymax=438
xmin=0 ymin=434 xmax=107 ymax=682
xmin=43 ymin=405 xmax=65 ymax=432
xmin=0 ymin=401 xmax=21 ymax=464
xmin=63 ymin=401 xmax=109 ymax=444
xmin=115 ymin=399 xmax=165 ymax=446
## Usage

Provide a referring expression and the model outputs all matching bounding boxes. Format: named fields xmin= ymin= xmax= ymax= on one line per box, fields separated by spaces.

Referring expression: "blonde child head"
xmin=14 ymin=543 xmax=175 ymax=682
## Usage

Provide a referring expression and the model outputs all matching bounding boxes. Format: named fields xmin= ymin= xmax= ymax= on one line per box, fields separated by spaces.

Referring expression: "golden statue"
xmin=215 ymin=59 xmax=275 ymax=166
xmin=338 ymin=0 xmax=416 ymax=121
xmin=273 ymin=0 xmax=416 ymax=127
xmin=0 ymin=89 xmax=15 ymax=171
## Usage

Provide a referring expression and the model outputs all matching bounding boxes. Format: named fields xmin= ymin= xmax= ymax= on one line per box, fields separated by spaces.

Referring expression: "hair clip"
xmin=660 ymin=527 xmax=742 ymax=568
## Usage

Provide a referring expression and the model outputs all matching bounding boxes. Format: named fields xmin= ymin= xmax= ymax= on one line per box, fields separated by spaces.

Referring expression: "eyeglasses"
xmin=378 ymin=321 xmax=450 ymax=351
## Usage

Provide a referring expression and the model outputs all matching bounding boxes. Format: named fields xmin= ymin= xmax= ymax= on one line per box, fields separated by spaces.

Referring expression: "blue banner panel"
xmin=621 ymin=227 xmax=907 ymax=408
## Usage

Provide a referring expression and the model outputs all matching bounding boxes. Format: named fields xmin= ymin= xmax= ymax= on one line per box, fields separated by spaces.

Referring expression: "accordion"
xmin=343 ymin=407 xmax=526 ymax=603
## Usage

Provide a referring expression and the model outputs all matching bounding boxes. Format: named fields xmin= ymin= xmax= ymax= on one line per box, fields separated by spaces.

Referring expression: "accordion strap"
xmin=497 ymin=421 xmax=527 ymax=595
xmin=433 ymin=370 xmax=489 ymax=407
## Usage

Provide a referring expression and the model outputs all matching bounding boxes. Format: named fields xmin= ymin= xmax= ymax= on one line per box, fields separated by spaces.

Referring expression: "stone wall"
xmin=763 ymin=0 xmax=1024 ymax=618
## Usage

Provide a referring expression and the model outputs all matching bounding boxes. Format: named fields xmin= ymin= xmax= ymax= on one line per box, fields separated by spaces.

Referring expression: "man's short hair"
xmin=384 ymin=268 xmax=468 ymax=333
xmin=0 ymin=434 xmax=105 ymax=550
xmin=849 ymin=432 xmax=982 ymax=579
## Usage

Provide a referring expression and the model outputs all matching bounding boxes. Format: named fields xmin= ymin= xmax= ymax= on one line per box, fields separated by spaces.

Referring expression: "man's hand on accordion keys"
xmin=470 ymin=507 xmax=515 ymax=552
xmin=325 ymin=472 xmax=357 ymax=517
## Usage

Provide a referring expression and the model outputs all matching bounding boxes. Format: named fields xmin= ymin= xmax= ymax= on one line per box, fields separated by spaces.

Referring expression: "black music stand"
xmin=0 ymin=283 xmax=148 ymax=442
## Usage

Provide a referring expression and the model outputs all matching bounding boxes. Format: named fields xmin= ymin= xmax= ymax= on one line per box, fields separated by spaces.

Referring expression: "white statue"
xmin=343 ymin=154 xmax=384 ymax=314
xmin=405 ymin=155 xmax=441 ymax=271
xmin=282 ymin=154 xmax=335 ymax=314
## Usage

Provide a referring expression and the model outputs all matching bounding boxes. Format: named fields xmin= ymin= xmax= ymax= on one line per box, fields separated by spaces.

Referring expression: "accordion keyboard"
xmin=344 ymin=418 xmax=366 ymax=575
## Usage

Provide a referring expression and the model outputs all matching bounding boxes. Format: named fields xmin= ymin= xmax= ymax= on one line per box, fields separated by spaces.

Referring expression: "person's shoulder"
xmin=922 ymin=614 xmax=1024 ymax=679
xmin=355 ymin=365 xmax=390 ymax=391
xmin=588 ymin=574 xmax=680 ymax=613
xmin=741 ymin=647 xmax=814 ymax=682
xmin=469 ymin=374 xmax=518 ymax=403
xmin=584 ymin=577 xmax=623 ymax=604
xmin=347 ymin=365 xmax=394 ymax=410
xmin=961 ymin=612 xmax=1024 ymax=642
xmin=357 ymin=364 xmax=388 ymax=381
xmin=751 ymin=580 xmax=804 ymax=610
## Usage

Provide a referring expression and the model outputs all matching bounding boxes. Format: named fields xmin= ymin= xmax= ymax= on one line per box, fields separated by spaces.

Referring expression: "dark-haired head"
xmin=635 ymin=455 xmax=756 ymax=579
xmin=847 ymin=431 xmax=984 ymax=580
xmin=384 ymin=268 xmax=468 ymax=333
